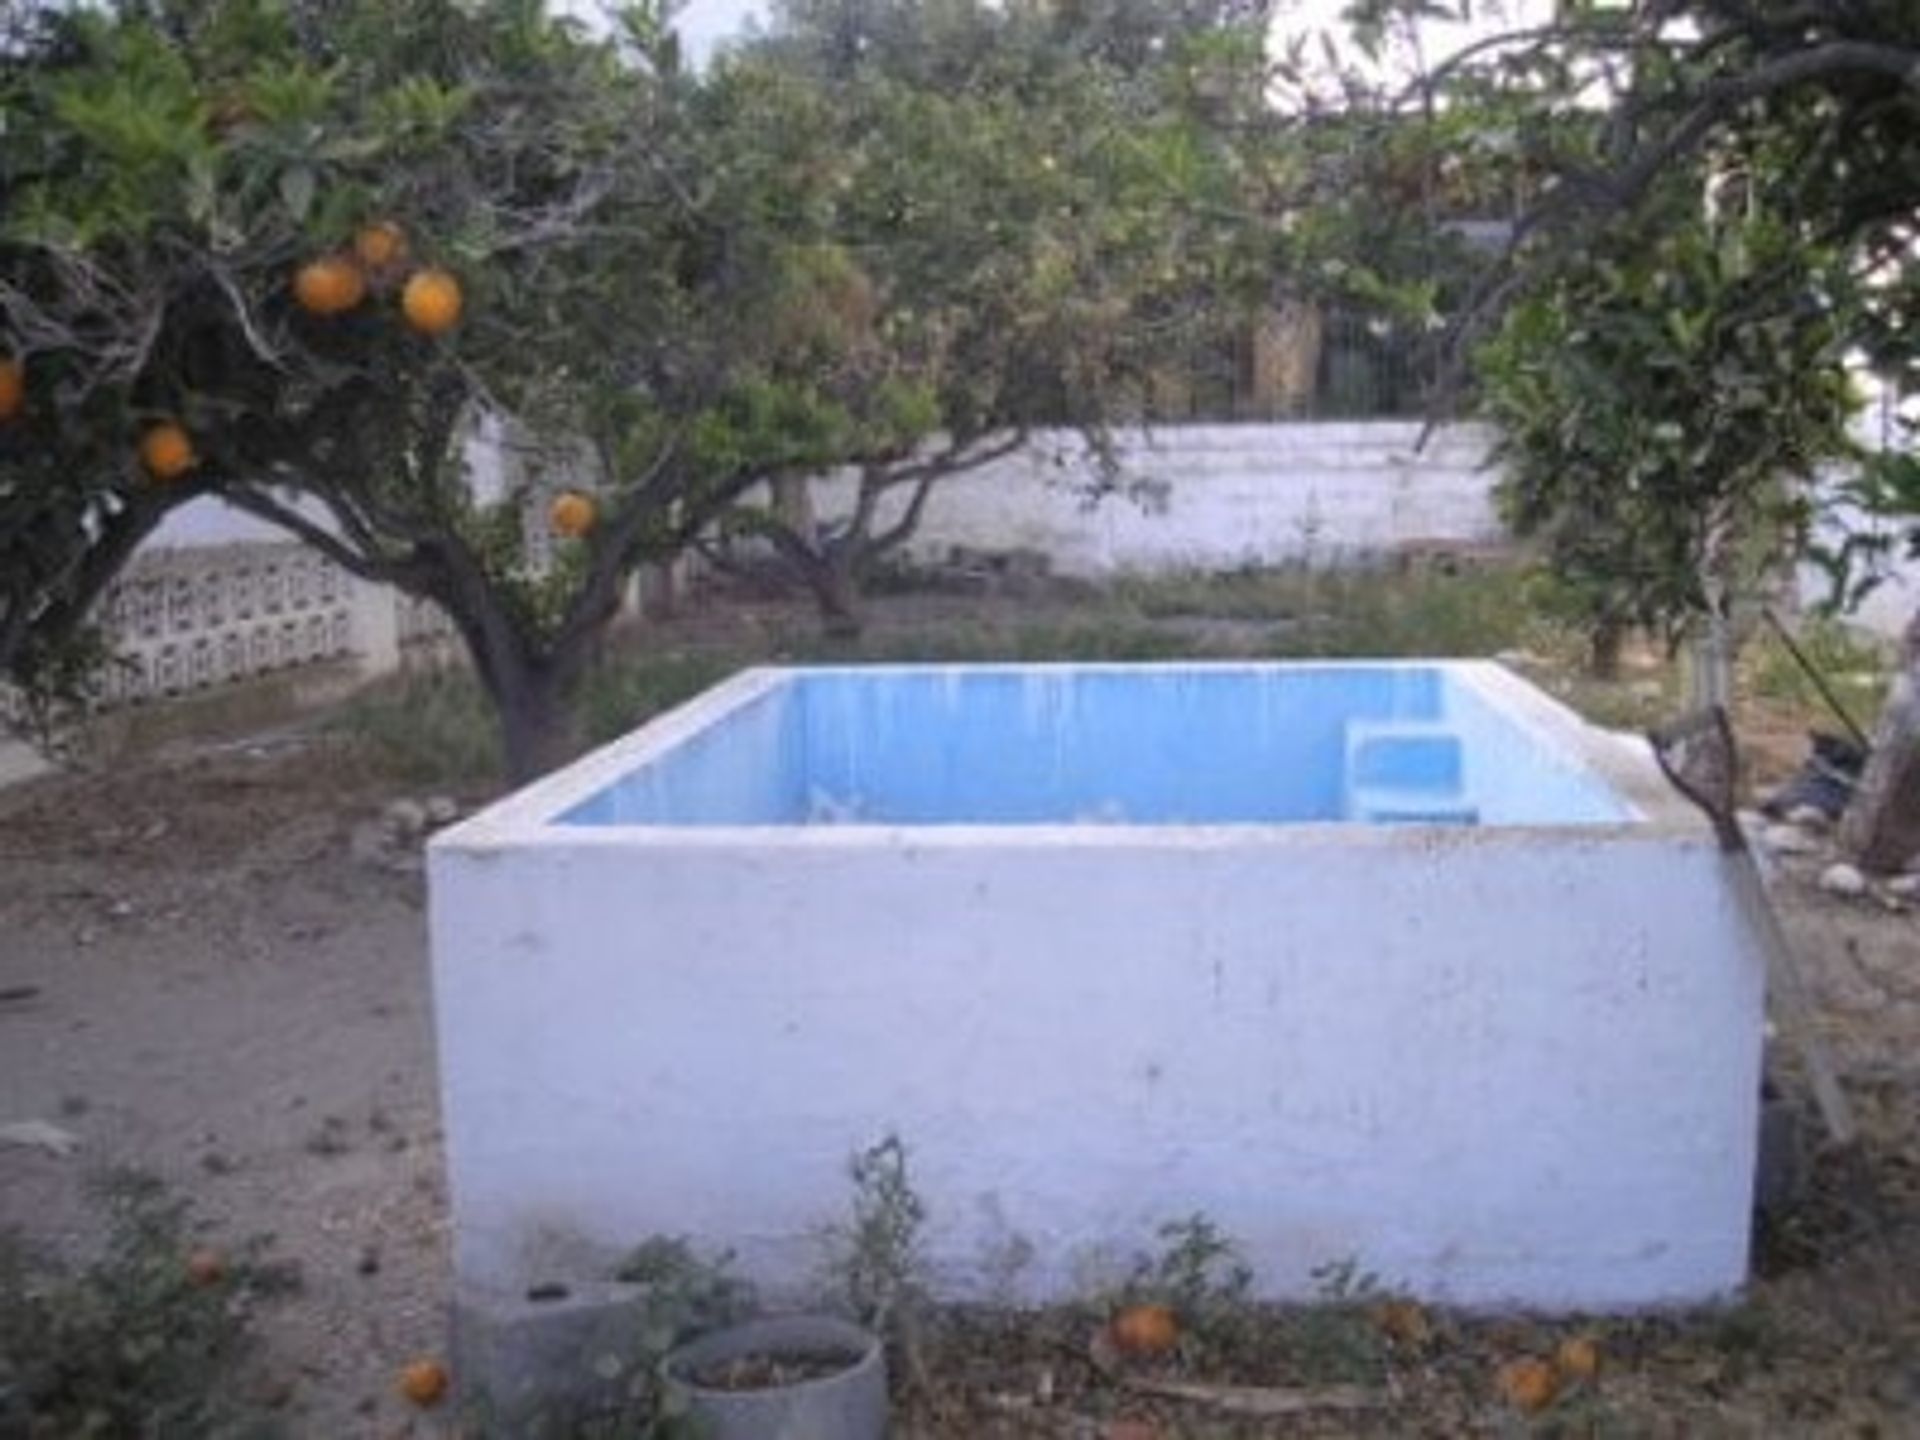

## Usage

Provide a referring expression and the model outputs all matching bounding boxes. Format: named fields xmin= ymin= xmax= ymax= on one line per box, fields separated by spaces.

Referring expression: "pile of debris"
xmin=1752 ymin=732 xmax=1917 ymax=902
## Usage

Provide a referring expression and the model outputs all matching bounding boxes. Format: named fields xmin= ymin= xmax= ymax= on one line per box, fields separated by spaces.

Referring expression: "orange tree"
xmin=2 ymin=0 xmax=1272 ymax=763
xmin=695 ymin=0 xmax=1272 ymax=637
xmin=713 ymin=0 xmax=1521 ymax=636
xmin=0 ymin=0 xmax=864 ymax=779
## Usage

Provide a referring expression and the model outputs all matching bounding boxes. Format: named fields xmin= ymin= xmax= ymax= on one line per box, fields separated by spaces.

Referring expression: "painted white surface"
xmin=428 ymin=663 xmax=1766 ymax=1312
xmin=804 ymin=422 xmax=1504 ymax=576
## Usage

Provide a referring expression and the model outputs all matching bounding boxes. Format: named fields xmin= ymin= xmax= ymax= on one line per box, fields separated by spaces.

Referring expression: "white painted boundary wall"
xmin=429 ymin=665 xmax=1765 ymax=1312
xmin=0 ymin=537 xmax=461 ymax=783
xmin=809 ymin=421 xmax=1504 ymax=575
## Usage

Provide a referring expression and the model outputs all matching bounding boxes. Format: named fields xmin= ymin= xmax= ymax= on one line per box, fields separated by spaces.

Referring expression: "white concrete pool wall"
xmin=428 ymin=661 xmax=1766 ymax=1312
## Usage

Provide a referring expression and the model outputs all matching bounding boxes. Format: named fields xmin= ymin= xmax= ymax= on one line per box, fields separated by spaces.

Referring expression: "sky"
xmin=605 ymin=1 xmax=1553 ymax=72
xmin=676 ymin=0 xmax=766 ymax=62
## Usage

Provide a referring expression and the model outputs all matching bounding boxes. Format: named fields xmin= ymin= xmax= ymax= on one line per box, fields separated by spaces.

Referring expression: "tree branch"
xmin=222 ymin=485 xmax=422 ymax=588
xmin=865 ymin=431 xmax=1027 ymax=555
xmin=1 ymin=486 xmax=194 ymax=677
xmin=548 ymin=435 xmax=687 ymax=659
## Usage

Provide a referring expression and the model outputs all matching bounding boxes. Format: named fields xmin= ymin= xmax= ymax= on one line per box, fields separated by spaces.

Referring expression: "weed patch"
xmin=0 ymin=1170 xmax=270 ymax=1436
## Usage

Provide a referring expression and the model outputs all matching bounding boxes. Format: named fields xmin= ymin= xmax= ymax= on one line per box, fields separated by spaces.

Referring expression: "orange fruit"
xmin=140 ymin=422 xmax=197 ymax=481
xmin=548 ymin=490 xmax=597 ymax=539
xmin=1111 ymin=1302 xmax=1179 ymax=1358
xmin=184 ymin=1248 xmax=228 ymax=1287
xmin=1495 ymin=1356 xmax=1560 ymax=1414
xmin=1555 ymin=1334 xmax=1602 ymax=1382
xmin=293 ymin=255 xmax=367 ymax=316
xmin=1372 ymin=1298 xmax=1433 ymax=1347
xmin=402 ymin=269 xmax=463 ymax=336
xmin=353 ymin=221 xmax=408 ymax=272
xmin=398 ymin=1358 xmax=449 ymax=1407
xmin=0 ymin=356 xmax=23 ymax=420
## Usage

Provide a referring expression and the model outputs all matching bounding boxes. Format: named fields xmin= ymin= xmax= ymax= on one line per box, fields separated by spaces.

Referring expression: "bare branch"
xmin=203 ymin=261 xmax=288 ymax=370
xmin=222 ymin=486 xmax=417 ymax=587
xmin=868 ymin=466 xmax=943 ymax=557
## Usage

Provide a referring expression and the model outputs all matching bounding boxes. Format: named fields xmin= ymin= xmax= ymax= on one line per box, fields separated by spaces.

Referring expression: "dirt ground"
xmin=0 ymin=733 xmax=456 ymax=1436
xmin=1 ymin=647 xmax=1918 ymax=1436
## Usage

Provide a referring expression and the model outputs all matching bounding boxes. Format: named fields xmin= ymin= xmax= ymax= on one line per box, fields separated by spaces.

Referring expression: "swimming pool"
xmin=430 ymin=661 xmax=1765 ymax=1314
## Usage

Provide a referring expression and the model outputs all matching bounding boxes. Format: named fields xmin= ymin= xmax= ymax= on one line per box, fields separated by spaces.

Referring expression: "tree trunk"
xmin=805 ymin=554 xmax=865 ymax=640
xmin=1685 ymin=614 xmax=1734 ymax=711
xmin=1840 ymin=609 xmax=1920 ymax=872
xmin=443 ymin=593 xmax=579 ymax=785
xmin=491 ymin=660 xmax=577 ymax=785
xmin=1588 ymin=617 xmax=1625 ymax=681
xmin=771 ymin=472 xmax=816 ymax=536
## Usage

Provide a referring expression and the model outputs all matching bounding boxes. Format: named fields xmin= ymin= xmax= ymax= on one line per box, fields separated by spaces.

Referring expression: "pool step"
xmin=1343 ymin=723 xmax=1476 ymax=825
xmin=1346 ymin=785 xmax=1480 ymax=826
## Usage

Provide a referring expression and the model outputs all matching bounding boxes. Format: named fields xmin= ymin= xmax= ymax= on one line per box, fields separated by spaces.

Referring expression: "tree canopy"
xmin=0 ymin=0 xmax=1277 ymax=773
xmin=694 ymin=0 xmax=1281 ymax=630
xmin=1368 ymin=0 xmax=1920 ymax=857
xmin=2 ymin=0 xmax=757 ymax=774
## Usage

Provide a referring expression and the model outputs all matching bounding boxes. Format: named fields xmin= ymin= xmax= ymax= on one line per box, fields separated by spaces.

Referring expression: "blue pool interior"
xmin=557 ymin=665 xmax=1635 ymax=828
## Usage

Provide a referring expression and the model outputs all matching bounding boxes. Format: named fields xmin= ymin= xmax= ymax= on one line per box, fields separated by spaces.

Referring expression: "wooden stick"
xmin=1649 ymin=707 xmax=1857 ymax=1146
xmin=1727 ymin=851 xmax=1858 ymax=1146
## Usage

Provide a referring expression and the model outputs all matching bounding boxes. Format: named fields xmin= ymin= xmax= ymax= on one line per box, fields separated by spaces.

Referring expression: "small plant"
xmin=0 ymin=1169 xmax=267 ymax=1435
xmin=1308 ymin=1255 xmax=1380 ymax=1304
xmin=827 ymin=1134 xmax=927 ymax=1334
xmin=1130 ymin=1214 xmax=1253 ymax=1317
xmin=613 ymin=1234 xmax=754 ymax=1346
xmin=819 ymin=1132 xmax=933 ymax=1397
xmin=1286 ymin=1255 xmax=1390 ymax=1387
xmin=616 ymin=1237 xmax=752 ymax=1434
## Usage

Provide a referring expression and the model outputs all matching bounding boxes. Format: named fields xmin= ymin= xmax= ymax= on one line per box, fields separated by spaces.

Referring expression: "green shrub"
xmin=0 ymin=1171 xmax=264 ymax=1436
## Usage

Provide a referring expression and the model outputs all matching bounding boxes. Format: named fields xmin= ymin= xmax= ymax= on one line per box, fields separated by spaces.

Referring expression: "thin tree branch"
xmin=549 ymin=435 xmax=686 ymax=657
xmin=866 ymin=432 xmax=1027 ymax=554
xmin=222 ymin=485 xmax=421 ymax=588
xmin=0 ymin=494 xmax=183 ymax=677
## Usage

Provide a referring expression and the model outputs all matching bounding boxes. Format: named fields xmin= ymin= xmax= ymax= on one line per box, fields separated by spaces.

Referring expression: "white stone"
xmin=1763 ymin=824 xmax=1823 ymax=856
xmin=1884 ymin=874 xmax=1920 ymax=898
xmin=0 ymin=1120 xmax=80 ymax=1157
xmin=425 ymin=796 xmax=461 ymax=825
xmin=1786 ymin=805 xmax=1834 ymax=831
xmin=1820 ymin=863 xmax=1869 ymax=897
xmin=384 ymin=798 xmax=429 ymax=837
